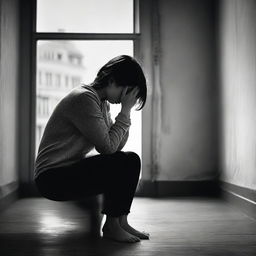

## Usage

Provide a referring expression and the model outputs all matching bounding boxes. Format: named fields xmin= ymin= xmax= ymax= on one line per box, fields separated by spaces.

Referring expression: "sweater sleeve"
xmin=105 ymin=101 xmax=130 ymax=151
xmin=117 ymin=130 xmax=129 ymax=151
xmin=66 ymin=92 xmax=131 ymax=154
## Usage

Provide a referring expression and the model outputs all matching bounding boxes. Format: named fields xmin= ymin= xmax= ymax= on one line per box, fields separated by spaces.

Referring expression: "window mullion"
xmin=34 ymin=33 xmax=140 ymax=41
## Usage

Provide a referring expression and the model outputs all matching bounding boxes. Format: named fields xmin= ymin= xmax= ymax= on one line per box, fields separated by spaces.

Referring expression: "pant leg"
xmin=34 ymin=151 xmax=141 ymax=217
xmin=101 ymin=151 xmax=141 ymax=217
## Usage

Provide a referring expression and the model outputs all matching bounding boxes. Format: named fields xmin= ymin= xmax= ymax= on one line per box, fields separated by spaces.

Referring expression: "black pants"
xmin=35 ymin=151 xmax=141 ymax=217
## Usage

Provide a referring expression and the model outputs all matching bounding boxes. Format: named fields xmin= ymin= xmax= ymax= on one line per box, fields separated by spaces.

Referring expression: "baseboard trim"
xmin=136 ymin=180 xmax=221 ymax=197
xmin=19 ymin=182 xmax=41 ymax=198
xmin=0 ymin=182 xmax=19 ymax=212
xmin=20 ymin=179 xmax=222 ymax=198
xmin=220 ymin=181 xmax=256 ymax=220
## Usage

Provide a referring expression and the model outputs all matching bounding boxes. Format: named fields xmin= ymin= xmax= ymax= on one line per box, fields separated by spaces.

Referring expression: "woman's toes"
xmin=132 ymin=236 xmax=141 ymax=242
xmin=135 ymin=231 xmax=150 ymax=240
xmin=120 ymin=223 xmax=150 ymax=240
xmin=102 ymin=224 xmax=141 ymax=243
xmin=142 ymin=231 xmax=150 ymax=237
xmin=121 ymin=234 xmax=140 ymax=243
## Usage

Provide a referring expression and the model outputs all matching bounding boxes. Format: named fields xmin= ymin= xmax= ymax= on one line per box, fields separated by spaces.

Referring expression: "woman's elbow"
xmin=95 ymin=145 xmax=117 ymax=155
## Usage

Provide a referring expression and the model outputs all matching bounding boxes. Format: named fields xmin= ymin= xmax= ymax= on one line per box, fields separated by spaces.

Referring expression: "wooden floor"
xmin=0 ymin=196 xmax=255 ymax=256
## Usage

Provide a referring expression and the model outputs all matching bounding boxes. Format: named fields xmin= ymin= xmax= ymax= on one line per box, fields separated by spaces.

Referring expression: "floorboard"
xmin=0 ymin=197 xmax=255 ymax=256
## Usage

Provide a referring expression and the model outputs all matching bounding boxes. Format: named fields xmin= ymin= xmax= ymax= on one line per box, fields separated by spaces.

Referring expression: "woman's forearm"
xmin=121 ymin=106 xmax=131 ymax=117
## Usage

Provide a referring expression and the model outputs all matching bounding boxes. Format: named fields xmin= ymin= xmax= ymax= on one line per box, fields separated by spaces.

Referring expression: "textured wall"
xmin=218 ymin=0 xmax=256 ymax=190
xmin=0 ymin=0 xmax=19 ymax=188
xmin=155 ymin=0 xmax=219 ymax=180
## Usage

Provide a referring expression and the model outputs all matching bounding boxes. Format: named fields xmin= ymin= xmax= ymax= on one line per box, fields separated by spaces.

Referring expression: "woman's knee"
xmin=116 ymin=151 xmax=141 ymax=174
xmin=124 ymin=151 xmax=141 ymax=166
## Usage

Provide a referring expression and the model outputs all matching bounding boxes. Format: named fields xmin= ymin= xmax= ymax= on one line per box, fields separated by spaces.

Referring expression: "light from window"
xmin=37 ymin=0 xmax=133 ymax=33
xmin=36 ymin=40 xmax=141 ymax=159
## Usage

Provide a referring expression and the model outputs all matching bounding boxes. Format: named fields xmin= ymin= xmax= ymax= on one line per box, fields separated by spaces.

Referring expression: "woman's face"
xmin=106 ymin=80 xmax=133 ymax=104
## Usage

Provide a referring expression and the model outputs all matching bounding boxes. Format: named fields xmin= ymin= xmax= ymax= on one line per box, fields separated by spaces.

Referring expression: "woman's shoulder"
xmin=60 ymin=84 xmax=103 ymax=119
xmin=63 ymin=84 xmax=101 ymax=106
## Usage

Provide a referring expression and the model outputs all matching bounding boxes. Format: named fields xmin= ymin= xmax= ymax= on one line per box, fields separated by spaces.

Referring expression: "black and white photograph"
xmin=0 ymin=0 xmax=255 ymax=255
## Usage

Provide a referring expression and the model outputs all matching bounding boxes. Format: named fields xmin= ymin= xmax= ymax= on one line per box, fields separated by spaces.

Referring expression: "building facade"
xmin=36 ymin=41 xmax=85 ymax=153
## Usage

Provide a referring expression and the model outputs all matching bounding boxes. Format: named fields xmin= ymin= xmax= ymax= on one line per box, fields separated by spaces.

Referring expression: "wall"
xmin=0 ymin=0 xmax=220 ymax=198
xmin=151 ymin=0 xmax=219 ymax=181
xmin=0 ymin=0 xmax=20 ymax=198
xmin=218 ymin=0 xmax=256 ymax=190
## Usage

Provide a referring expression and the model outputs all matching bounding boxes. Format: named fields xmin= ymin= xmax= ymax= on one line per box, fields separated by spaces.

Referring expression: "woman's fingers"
xmin=120 ymin=86 xmax=139 ymax=109
xmin=131 ymin=87 xmax=140 ymax=98
xmin=123 ymin=86 xmax=129 ymax=95
xmin=121 ymin=86 xmax=129 ymax=100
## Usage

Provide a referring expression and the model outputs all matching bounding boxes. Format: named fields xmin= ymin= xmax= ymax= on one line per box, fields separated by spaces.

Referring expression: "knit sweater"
xmin=34 ymin=84 xmax=131 ymax=180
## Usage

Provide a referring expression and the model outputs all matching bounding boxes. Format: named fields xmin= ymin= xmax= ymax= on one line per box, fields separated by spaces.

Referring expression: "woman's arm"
xmin=117 ymin=130 xmax=129 ymax=151
xmin=65 ymin=92 xmax=131 ymax=154
xmin=106 ymin=102 xmax=129 ymax=151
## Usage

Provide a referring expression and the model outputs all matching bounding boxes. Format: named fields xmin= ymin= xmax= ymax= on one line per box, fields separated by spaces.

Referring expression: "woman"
xmin=34 ymin=55 xmax=149 ymax=243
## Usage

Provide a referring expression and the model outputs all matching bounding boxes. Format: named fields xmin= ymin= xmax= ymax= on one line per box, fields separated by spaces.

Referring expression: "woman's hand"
xmin=120 ymin=86 xmax=139 ymax=115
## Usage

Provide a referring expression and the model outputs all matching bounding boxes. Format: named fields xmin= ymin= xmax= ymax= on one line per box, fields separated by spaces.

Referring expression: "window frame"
xmin=28 ymin=0 xmax=141 ymax=183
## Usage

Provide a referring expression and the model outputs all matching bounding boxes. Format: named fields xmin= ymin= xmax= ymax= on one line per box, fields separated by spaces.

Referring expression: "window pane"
xmin=36 ymin=40 xmax=141 ymax=159
xmin=37 ymin=0 xmax=133 ymax=33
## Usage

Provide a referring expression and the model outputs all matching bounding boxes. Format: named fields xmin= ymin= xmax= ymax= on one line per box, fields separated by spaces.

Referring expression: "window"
xmin=38 ymin=71 xmax=42 ymax=85
xmin=35 ymin=0 xmax=141 ymax=159
xmin=55 ymin=74 xmax=61 ymax=87
xmin=45 ymin=72 xmax=52 ymax=86
xmin=57 ymin=53 xmax=62 ymax=61
xmin=65 ymin=75 xmax=69 ymax=88
xmin=37 ymin=0 xmax=133 ymax=33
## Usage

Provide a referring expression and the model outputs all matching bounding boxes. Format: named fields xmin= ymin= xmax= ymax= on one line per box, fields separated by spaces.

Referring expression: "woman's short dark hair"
xmin=92 ymin=55 xmax=147 ymax=110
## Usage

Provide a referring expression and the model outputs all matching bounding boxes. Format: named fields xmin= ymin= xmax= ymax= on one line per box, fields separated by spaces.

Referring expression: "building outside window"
xmin=36 ymin=40 xmax=85 ymax=152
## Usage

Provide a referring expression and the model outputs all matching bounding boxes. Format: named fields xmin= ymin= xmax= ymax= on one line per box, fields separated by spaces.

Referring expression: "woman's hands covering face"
xmin=120 ymin=86 xmax=139 ymax=111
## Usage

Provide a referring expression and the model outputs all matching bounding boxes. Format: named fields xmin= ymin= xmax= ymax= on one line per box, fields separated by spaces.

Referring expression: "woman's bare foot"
xmin=119 ymin=215 xmax=150 ymax=240
xmin=102 ymin=216 xmax=140 ymax=243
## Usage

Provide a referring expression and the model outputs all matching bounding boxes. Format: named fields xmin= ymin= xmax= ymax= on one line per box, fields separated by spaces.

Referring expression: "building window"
xmin=45 ymin=72 xmax=52 ymax=86
xmin=65 ymin=75 xmax=69 ymax=88
xmin=55 ymin=74 xmax=61 ymax=87
xmin=38 ymin=71 xmax=42 ymax=85
xmin=71 ymin=76 xmax=80 ymax=87
xmin=57 ymin=53 xmax=62 ymax=60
